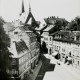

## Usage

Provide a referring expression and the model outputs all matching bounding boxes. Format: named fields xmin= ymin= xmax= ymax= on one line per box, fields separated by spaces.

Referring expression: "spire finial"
xmin=20 ymin=0 xmax=25 ymax=16
xmin=22 ymin=0 xmax=25 ymax=13
xmin=29 ymin=1 xmax=31 ymax=12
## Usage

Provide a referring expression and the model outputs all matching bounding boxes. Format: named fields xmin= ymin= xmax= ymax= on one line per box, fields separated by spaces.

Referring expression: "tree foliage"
xmin=0 ymin=17 xmax=12 ymax=80
xmin=49 ymin=18 xmax=69 ymax=34
xmin=54 ymin=18 xmax=69 ymax=30
xmin=69 ymin=16 xmax=80 ymax=31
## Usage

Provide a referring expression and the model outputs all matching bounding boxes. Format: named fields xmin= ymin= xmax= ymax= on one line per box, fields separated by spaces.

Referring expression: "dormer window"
xmin=14 ymin=32 xmax=18 ymax=34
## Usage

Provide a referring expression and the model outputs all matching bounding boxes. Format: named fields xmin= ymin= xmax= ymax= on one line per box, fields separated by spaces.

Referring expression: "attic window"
xmin=14 ymin=32 xmax=18 ymax=34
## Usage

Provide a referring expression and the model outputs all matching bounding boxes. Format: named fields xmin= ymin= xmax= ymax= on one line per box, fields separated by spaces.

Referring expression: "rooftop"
xmin=15 ymin=40 xmax=28 ymax=53
xmin=43 ymin=25 xmax=54 ymax=32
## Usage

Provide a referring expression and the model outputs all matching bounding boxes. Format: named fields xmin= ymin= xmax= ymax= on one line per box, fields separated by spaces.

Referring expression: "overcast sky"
xmin=0 ymin=0 xmax=80 ymax=22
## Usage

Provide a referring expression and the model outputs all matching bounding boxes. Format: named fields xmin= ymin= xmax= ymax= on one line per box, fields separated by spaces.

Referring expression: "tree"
xmin=75 ymin=16 xmax=80 ymax=30
xmin=49 ymin=18 xmax=69 ymax=34
xmin=69 ymin=16 xmax=80 ymax=31
xmin=0 ymin=17 xmax=12 ymax=80
xmin=54 ymin=18 xmax=68 ymax=31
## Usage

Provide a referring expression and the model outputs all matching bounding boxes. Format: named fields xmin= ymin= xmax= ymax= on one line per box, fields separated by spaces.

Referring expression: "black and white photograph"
xmin=0 ymin=0 xmax=80 ymax=80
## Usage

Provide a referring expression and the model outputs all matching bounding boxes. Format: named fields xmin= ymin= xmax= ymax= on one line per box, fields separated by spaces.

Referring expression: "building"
xmin=41 ymin=17 xmax=56 ymax=54
xmin=7 ymin=24 xmax=40 ymax=80
xmin=50 ymin=30 xmax=80 ymax=69
xmin=41 ymin=25 xmax=54 ymax=54
xmin=8 ymin=39 xmax=30 ymax=80
xmin=3 ymin=0 xmax=40 ymax=79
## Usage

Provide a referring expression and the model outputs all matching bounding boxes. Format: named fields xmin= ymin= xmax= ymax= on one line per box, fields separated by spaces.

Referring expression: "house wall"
xmin=18 ymin=51 xmax=31 ymax=80
xmin=52 ymin=40 xmax=80 ymax=69
xmin=8 ymin=26 xmax=40 ymax=80
xmin=41 ymin=32 xmax=53 ymax=54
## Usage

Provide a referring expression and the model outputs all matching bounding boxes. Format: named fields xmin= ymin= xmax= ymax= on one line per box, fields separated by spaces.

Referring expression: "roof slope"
xmin=15 ymin=40 xmax=28 ymax=53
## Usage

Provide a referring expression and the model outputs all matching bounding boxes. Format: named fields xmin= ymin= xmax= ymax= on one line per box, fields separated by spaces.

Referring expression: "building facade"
xmin=51 ymin=31 xmax=80 ymax=69
xmin=8 ymin=25 xmax=40 ymax=80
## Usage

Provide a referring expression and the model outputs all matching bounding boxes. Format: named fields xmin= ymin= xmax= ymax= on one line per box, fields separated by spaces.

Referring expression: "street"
xmin=35 ymin=54 xmax=55 ymax=80
xmin=35 ymin=54 xmax=80 ymax=80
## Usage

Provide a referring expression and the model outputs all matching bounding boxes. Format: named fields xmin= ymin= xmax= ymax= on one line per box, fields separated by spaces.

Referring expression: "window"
xmin=12 ymin=69 xmax=16 ymax=74
xmin=14 ymin=32 xmax=18 ymax=34
xmin=50 ymin=37 xmax=51 ymax=41
xmin=22 ymin=57 xmax=23 ymax=62
xmin=12 ymin=59 xmax=16 ymax=65
xmin=76 ymin=36 xmax=79 ymax=41
xmin=19 ymin=58 xmax=21 ymax=64
xmin=78 ymin=61 xmax=79 ymax=65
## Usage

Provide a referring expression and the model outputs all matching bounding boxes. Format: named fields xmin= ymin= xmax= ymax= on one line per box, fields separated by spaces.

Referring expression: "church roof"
xmin=19 ymin=11 xmax=29 ymax=23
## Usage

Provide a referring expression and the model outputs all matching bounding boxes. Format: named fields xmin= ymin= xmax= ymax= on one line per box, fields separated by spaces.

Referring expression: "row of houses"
xmin=41 ymin=17 xmax=80 ymax=69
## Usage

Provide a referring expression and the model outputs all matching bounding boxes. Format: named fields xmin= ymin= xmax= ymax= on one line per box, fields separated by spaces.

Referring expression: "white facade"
xmin=41 ymin=31 xmax=53 ymax=54
xmin=52 ymin=40 xmax=80 ymax=69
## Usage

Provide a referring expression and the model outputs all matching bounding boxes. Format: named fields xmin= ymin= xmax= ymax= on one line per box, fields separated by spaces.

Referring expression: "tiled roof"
xmin=43 ymin=25 xmax=54 ymax=31
xmin=50 ymin=30 xmax=80 ymax=44
xmin=27 ymin=32 xmax=36 ymax=37
xmin=15 ymin=40 xmax=28 ymax=53
xmin=19 ymin=26 xmax=31 ymax=31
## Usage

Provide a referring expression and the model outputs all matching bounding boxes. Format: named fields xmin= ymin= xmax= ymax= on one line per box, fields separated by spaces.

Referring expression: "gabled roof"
xmin=25 ymin=12 xmax=39 ymax=27
xmin=19 ymin=11 xmax=39 ymax=28
xmin=19 ymin=11 xmax=29 ymax=23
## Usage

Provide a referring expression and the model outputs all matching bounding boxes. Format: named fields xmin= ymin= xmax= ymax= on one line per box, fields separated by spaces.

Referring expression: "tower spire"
xmin=29 ymin=1 xmax=31 ymax=12
xmin=22 ymin=0 xmax=25 ymax=13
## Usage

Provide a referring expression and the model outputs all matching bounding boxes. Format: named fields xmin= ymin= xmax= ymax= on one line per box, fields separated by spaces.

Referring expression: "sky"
xmin=0 ymin=0 xmax=80 ymax=22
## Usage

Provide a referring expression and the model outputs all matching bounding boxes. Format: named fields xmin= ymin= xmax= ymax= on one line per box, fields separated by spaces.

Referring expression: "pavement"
xmin=26 ymin=60 xmax=42 ymax=80
xmin=43 ymin=54 xmax=80 ymax=80
xmin=35 ymin=54 xmax=56 ymax=80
